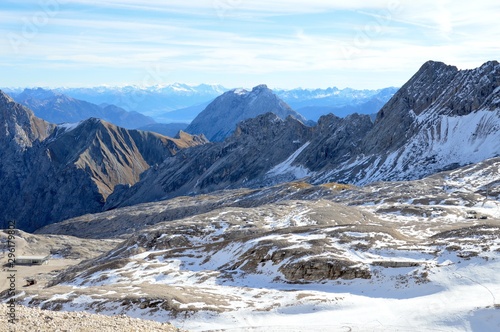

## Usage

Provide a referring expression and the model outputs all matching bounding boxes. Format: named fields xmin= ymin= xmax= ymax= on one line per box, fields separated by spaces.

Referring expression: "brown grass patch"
xmin=289 ymin=181 xmax=313 ymax=189
xmin=320 ymin=182 xmax=353 ymax=190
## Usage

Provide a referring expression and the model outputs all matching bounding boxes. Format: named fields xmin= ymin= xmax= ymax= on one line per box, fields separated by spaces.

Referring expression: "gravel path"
xmin=0 ymin=304 xmax=185 ymax=332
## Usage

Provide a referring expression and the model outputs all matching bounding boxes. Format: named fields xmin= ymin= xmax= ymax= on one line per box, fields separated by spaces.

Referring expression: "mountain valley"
xmin=1 ymin=60 xmax=500 ymax=331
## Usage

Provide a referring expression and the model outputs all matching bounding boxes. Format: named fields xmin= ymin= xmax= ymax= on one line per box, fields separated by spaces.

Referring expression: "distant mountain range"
xmin=10 ymin=88 xmax=156 ymax=129
xmin=274 ymin=86 xmax=398 ymax=120
xmin=61 ymin=84 xmax=226 ymax=123
xmin=3 ymin=84 xmax=398 ymax=123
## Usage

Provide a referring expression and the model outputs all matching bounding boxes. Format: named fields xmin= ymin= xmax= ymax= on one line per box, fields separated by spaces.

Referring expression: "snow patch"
xmin=267 ymin=142 xmax=311 ymax=179
xmin=58 ymin=121 xmax=82 ymax=132
xmin=233 ymin=88 xmax=248 ymax=95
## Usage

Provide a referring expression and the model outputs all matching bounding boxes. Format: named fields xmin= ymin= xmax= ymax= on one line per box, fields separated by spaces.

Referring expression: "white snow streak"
xmin=267 ymin=141 xmax=311 ymax=179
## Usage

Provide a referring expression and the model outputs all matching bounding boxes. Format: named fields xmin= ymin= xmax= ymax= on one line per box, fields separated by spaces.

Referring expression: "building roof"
xmin=16 ymin=255 xmax=49 ymax=260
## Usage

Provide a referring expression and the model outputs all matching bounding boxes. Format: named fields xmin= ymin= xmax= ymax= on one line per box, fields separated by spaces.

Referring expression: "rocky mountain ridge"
xmin=0 ymin=91 xmax=54 ymax=151
xmin=104 ymin=61 xmax=500 ymax=209
xmin=2 ymin=60 xmax=499 ymax=232
xmin=0 ymin=91 xmax=207 ymax=231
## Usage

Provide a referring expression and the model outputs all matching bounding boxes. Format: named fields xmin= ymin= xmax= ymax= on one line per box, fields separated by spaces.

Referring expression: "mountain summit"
xmin=0 ymin=90 xmax=54 ymax=151
xmin=185 ymin=84 xmax=307 ymax=141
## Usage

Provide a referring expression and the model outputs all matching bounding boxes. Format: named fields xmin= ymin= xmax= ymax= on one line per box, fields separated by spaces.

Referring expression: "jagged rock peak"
xmin=0 ymin=89 xmax=14 ymax=104
xmin=175 ymin=130 xmax=209 ymax=144
xmin=479 ymin=60 xmax=499 ymax=68
xmin=0 ymin=90 xmax=55 ymax=150
xmin=417 ymin=60 xmax=458 ymax=74
xmin=252 ymin=84 xmax=269 ymax=91
xmin=235 ymin=112 xmax=283 ymax=133
xmin=81 ymin=117 xmax=106 ymax=126
xmin=316 ymin=113 xmax=342 ymax=128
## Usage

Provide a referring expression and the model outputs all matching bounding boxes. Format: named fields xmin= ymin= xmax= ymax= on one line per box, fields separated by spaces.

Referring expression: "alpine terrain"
xmin=0 ymin=84 xmax=397 ymax=124
xmin=1 ymin=60 xmax=500 ymax=332
xmin=0 ymin=91 xmax=207 ymax=231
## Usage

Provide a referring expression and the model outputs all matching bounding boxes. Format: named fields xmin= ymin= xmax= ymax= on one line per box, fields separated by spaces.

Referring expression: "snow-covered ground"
xmin=19 ymin=236 xmax=500 ymax=331
xmin=10 ymin=159 xmax=500 ymax=332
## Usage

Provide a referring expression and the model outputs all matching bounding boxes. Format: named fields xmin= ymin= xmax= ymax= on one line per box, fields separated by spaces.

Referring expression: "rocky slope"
xmin=16 ymin=156 xmax=500 ymax=331
xmin=0 ymin=91 xmax=207 ymax=231
xmin=106 ymin=113 xmax=315 ymax=209
xmin=14 ymin=88 xmax=156 ymax=128
xmin=185 ymin=84 xmax=308 ymax=142
xmin=0 ymin=304 xmax=183 ymax=332
xmin=105 ymin=111 xmax=374 ymax=209
xmin=0 ymin=90 xmax=55 ymax=151
xmin=37 ymin=155 xmax=500 ymax=239
xmin=316 ymin=60 xmax=500 ymax=184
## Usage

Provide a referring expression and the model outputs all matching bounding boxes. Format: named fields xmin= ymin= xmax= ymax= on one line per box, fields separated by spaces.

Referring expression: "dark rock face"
xmin=105 ymin=113 xmax=314 ymax=209
xmin=280 ymin=258 xmax=371 ymax=281
xmin=0 ymin=91 xmax=55 ymax=151
xmin=364 ymin=60 xmax=500 ymax=155
xmin=0 ymin=92 xmax=56 ymax=231
xmin=296 ymin=113 xmax=374 ymax=170
xmin=105 ymin=111 xmax=374 ymax=209
xmin=361 ymin=61 xmax=459 ymax=155
xmin=185 ymin=84 xmax=308 ymax=142
xmin=0 ymin=91 xmax=206 ymax=232
xmin=307 ymin=60 xmax=500 ymax=184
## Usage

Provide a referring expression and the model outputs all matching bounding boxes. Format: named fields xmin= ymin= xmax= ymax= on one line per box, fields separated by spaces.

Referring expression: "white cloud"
xmin=1 ymin=0 xmax=500 ymax=88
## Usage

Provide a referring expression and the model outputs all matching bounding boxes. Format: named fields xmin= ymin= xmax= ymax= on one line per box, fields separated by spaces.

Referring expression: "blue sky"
xmin=1 ymin=0 xmax=499 ymax=89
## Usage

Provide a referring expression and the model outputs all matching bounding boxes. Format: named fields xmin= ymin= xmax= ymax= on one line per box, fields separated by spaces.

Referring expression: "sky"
xmin=1 ymin=0 xmax=499 ymax=90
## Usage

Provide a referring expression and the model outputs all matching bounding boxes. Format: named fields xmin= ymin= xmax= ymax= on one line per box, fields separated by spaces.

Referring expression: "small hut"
xmin=15 ymin=255 xmax=50 ymax=265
